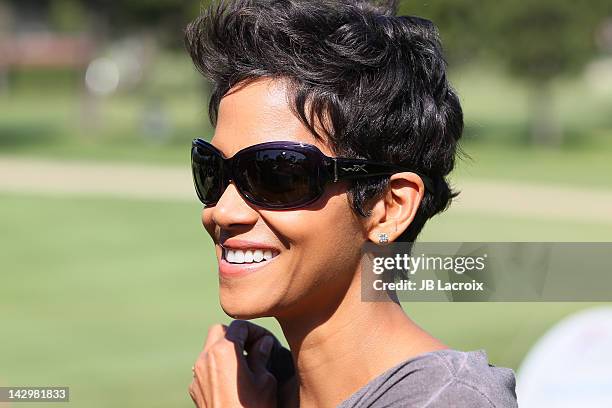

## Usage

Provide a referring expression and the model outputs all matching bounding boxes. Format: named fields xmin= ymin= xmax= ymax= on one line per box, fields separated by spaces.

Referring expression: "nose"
xmin=209 ymin=181 xmax=259 ymax=229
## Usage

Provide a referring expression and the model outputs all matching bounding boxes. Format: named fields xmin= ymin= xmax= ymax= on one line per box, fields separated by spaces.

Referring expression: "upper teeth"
xmin=224 ymin=249 xmax=277 ymax=264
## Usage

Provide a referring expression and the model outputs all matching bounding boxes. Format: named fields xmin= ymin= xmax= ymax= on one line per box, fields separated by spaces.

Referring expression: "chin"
xmin=218 ymin=288 xmax=277 ymax=320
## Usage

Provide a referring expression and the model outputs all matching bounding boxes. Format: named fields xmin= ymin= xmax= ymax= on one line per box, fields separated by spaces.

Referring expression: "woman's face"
xmin=201 ymin=78 xmax=367 ymax=320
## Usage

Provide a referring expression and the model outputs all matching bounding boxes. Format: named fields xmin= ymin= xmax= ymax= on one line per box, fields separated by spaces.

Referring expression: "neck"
xmin=276 ymin=271 xmax=447 ymax=408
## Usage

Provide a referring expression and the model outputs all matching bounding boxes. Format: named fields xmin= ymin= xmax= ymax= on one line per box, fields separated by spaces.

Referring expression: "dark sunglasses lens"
xmin=192 ymin=146 xmax=223 ymax=205
xmin=234 ymin=149 xmax=321 ymax=207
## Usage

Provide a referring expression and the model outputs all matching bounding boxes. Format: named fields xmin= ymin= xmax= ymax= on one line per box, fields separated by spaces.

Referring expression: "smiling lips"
xmin=222 ymin=247 xmax=279 ymax=264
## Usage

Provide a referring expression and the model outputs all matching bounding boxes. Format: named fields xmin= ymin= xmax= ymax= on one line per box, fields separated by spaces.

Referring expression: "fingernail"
xmin=260 ymin=336 xmax=274 ymax=356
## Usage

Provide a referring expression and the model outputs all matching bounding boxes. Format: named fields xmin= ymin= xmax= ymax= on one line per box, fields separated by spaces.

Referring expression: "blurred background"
xmin=0 ymin=0 xmax=611 ymax=407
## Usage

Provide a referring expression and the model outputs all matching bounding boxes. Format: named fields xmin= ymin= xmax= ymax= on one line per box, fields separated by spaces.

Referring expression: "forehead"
xmin=211 ymin=78 xmax=332 ymax=156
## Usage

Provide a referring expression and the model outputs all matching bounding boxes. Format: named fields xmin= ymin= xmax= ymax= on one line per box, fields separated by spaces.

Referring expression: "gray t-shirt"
xmin=336 ymin=349 xmax=517 ymax=408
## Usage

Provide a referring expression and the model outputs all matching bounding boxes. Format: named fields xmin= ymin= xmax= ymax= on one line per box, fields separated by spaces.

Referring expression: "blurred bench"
xmin=0 ymin=34 xmax=95 ymax=69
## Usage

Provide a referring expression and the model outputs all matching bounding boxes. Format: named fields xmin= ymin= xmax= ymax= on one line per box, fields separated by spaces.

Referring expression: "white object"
xmin=517 ymin=307 xmax=612 ymax=408
xmin=85 ymin=57 xmax=120 ymax=96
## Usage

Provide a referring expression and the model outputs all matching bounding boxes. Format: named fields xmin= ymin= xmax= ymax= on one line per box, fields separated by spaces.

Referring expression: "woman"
xmin=185 ymin=0 xmax=518 ymax=406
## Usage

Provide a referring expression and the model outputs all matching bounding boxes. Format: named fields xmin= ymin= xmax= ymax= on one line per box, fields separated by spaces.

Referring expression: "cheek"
xmin=268 ymin=192 xmax=365 ymax=256
xmin=270 ymin=193 xmax=366 ymax=303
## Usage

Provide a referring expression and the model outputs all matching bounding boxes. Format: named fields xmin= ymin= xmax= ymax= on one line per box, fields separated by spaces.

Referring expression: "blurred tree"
xmin=399 ymin=0 xmax=489 ymax=65
xmin=3 ymin=0 xmax=204 ymax=46
xmin=401 ymin=0 xmax=610 ymax=146
xmin=485 ymin=0 xmax=606 ymax=145
xmin=49 ymin=0 xmax=87 ymax=33
xmin=4 ymin=0 xmax=609 ymax=145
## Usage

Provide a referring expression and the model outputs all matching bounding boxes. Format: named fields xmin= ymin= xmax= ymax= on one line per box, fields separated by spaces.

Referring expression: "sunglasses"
xmin=191 ymin=138 xmax=433 ymax=210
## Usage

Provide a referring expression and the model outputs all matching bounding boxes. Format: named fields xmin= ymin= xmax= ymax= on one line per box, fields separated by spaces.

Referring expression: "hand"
xmin=189 ymin=320 xmax=278 ymax=408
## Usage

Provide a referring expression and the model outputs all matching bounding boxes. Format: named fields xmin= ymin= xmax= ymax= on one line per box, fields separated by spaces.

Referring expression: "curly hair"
xmin=184 ymin=0 xmax=463 ymax=242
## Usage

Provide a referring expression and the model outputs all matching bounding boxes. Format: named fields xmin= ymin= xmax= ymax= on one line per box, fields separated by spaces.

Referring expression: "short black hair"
xmin=185 ymin=0 xmax=463 ymax=242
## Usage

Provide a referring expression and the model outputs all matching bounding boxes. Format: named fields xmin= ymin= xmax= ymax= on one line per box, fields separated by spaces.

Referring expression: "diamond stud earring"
xmin=378 ymin=233 xmax=389 ymax=244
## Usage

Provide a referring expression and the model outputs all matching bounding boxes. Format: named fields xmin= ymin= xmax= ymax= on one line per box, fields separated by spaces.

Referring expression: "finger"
xmin=247 ymin=335 xmax=275 ymax=376
xmin=188 ymin=379 xmax=206 ymax=408
xmin=191 ymin=359 xmax=209 ymax=408
xmin=203 ymin=324 xmax=227 ymax=352
xmin=194 ymin=346 xmax=230 ymax=408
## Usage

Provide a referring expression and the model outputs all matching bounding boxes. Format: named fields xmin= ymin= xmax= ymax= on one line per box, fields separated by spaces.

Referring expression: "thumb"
xmin=247 ymin=335 xmax=275 ymax=377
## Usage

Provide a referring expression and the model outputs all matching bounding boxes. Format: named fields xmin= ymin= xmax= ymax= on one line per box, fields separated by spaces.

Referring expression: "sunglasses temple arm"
xmin=332 ymin=158 xmax=435 ymax=192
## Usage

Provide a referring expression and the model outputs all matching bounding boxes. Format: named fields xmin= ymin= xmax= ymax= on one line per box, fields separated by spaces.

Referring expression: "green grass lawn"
xmin=1 ymin=192 xmax=610 ymax=407
xmin=452 ymin=142 xmax=612 ymax=189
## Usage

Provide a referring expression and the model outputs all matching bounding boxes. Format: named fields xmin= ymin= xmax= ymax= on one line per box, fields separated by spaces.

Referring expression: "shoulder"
xmin=337 ymin=349 xmax=518 ymax=408
xmin=421 ymin=349 xmax=518 ymax=408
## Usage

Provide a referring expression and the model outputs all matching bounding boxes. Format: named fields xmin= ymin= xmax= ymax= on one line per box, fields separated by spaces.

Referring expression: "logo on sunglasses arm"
xmin=341 ymin=164 xmax=367 ymax=173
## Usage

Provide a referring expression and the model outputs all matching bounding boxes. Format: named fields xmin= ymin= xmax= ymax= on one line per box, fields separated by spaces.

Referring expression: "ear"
xmin=366 ymin=172 xmax=425 ymax=244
